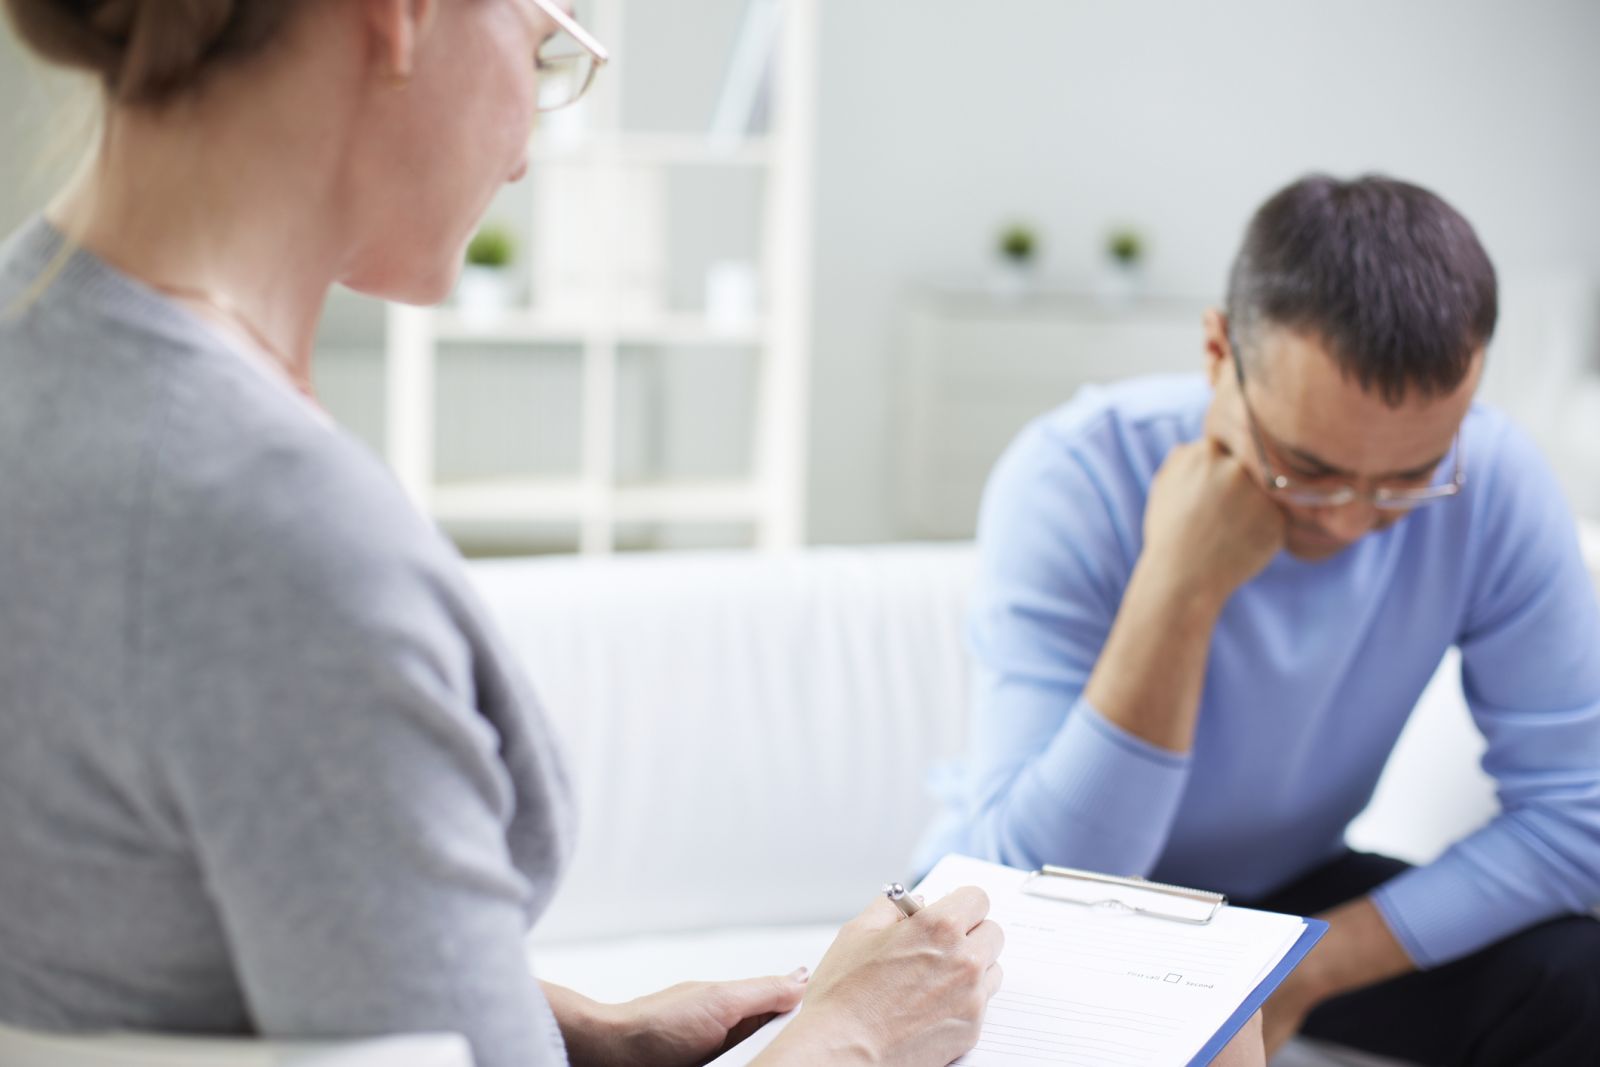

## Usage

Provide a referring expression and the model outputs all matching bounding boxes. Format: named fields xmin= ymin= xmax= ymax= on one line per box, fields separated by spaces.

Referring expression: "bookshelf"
xmin=384 ymin=0 xmax=815 ymax=554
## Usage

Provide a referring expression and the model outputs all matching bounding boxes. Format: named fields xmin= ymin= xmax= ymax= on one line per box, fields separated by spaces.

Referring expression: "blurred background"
xmin=4 ymin=0 xmax=1597 ymax=556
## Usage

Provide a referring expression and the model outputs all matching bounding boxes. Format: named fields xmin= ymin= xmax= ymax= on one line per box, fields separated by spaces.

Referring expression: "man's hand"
xmin=1142 ymin=436 xmax=1287 ymax=611
xmin=1261 ymin=977 xmax=1319 ymax=1059
xmin=1083 ymin=434 xmax=1286 ymax=753
xmin=544 ymin=973 xmax=806 ymax=1067
xmin=1213 ymin=1010 xmax=1267 ymax=1067
xmin=1258 ymin=895 xmax=1417 ymax=1057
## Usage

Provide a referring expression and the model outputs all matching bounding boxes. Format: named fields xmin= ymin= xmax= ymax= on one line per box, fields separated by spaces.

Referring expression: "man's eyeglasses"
xmin=1229 ymin=338 xmax=1465 ymax=512
xmin=528 ymin=0 xmax=610 ymax=112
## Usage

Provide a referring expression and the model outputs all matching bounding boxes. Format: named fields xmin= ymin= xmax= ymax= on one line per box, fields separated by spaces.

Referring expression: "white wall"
xmin=808 ymin=0 xmax=1600 ymax=542
xmin=7 ymin=2 xmax=1600 ymax=546
xmin=0 ymin=29 xmax=84 ymax=236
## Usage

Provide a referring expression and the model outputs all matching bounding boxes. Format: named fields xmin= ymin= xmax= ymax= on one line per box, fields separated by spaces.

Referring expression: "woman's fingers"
xmin=918 ymin=885 xmax=992 ymax=935
xmin=966 ymin=917 xmax=1006 ymax=966
xmin=983 ymin=962 xmax=1006 ymax=999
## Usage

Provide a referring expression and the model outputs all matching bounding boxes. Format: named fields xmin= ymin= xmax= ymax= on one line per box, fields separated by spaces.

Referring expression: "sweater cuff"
xmin=1369 ymin=849 xmax=1527 ymax=969
xmin=1030 ymin=699 xmax=1192 ymax=871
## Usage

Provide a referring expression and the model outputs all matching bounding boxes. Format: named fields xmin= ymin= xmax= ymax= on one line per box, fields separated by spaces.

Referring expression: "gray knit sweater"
xmin=0 ymin=216 xmax=576 ymax=1067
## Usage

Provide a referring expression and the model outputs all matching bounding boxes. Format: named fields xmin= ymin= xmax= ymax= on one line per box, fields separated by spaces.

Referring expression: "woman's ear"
xmin=361 ymin=0 xmax=438 ymax=82
xmin=1202 ymin=307 xmax=1231 ymax=388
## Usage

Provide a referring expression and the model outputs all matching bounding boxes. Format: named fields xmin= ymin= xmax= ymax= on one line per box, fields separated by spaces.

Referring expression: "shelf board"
xmin=431 ymin=479 xmax=588 ymax=523
xmin=529 ymin=133 xmax=772 ymax=168
xmin=612 ymin=482 xmax=764 ymax=522
xmin=433 ymin=310 xmax=767 ymax=347
xmin=909 ymin=284 xmax=1212 ymax=322
xmin=429 ymin=478 xmax=764 ymax=524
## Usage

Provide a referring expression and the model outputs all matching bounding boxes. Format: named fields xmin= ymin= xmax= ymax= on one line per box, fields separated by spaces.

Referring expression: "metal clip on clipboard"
xmin=1020 ymin=865 xmax=1227 ymax=925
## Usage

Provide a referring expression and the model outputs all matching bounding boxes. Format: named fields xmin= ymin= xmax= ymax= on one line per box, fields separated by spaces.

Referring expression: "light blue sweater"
xmin=0 ymin=217 xmax=576 ymax=1066
xmin=916 ymin=374 xmax=1600 ymax=969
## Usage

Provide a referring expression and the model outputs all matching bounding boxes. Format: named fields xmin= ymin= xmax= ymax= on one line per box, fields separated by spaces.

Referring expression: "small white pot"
xmin=1096 ymin=261 xmax=1143 ymax=307
xmin=706 ymin=259 xmax=760 ymax=333
xmin=456 ymin=266 xmax=515 ymax=327
xmin=991 ymin=258 xmax=1036 ymax=301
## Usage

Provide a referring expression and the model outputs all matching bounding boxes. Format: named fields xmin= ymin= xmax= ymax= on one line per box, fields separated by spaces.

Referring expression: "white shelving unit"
xmin=896 ymin=287 xmax=1212 ymax=540
xmin=384 ymin=0 xmax=816 ymax=554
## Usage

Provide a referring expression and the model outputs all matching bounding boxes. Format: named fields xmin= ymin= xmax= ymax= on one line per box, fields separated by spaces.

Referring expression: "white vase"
xmin=706 ymin=259 xmax=760 ymax=333
xmin=457 ymin=265 xmax=515 ymax=327
xmin=1096 ymin=261 xmax=1143 ymax=307
xmin=991 ymin=259 xmax=1036 ymax=301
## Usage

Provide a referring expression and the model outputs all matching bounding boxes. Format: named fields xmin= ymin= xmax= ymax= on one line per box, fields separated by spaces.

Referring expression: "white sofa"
xmin=0 ymin=1026 xmax=473 ymax=1067
xmin=9 ymin=531 xmax=1596 ymax=1066
xmin=473 ymin=533 xmax=1599 ymax=1066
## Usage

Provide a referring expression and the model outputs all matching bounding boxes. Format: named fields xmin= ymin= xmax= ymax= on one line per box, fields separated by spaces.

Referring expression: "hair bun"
xmin=3 ymin=0 xmax=280 ymax=104
xmin=91 ymin=0 xmax=234 ymax=99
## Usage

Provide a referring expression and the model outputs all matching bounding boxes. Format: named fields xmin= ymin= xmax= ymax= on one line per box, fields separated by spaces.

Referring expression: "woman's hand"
xmin=760 ymin=886 xmax=1005 ymax=1066
xmin=544 ymin=973 xmax=807 ymax=1067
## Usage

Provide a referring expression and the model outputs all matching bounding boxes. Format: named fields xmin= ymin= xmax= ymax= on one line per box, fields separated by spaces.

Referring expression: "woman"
xmin=0 ymin=2 xmax=1001 ymax=1065
xmin=0 ymin=1 xmax=1259 ymax=1064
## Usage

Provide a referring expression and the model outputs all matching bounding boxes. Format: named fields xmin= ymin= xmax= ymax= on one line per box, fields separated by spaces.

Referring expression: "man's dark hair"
xmin=1226 ymin=174 xmax=1498 ymax=407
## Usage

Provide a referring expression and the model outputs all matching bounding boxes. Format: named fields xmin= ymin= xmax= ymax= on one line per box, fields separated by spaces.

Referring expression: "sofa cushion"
xmin=466 ymin=530 xmax=1599 ymax=948
xmin=470 ymin=545 xmax=977 ymax=944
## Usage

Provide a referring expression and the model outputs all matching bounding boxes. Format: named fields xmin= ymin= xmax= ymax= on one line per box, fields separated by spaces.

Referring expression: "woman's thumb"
xmin=722 ymin=969 xmax=807 ymax=1018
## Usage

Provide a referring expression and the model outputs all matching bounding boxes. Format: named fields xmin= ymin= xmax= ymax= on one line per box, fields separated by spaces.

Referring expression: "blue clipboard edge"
xmin=1184 ymin=917 xmax=1330 ymax=1066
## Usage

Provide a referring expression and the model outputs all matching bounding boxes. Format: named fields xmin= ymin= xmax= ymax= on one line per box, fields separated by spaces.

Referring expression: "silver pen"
xmin=884 ymin=882 xmax=923 ymax=918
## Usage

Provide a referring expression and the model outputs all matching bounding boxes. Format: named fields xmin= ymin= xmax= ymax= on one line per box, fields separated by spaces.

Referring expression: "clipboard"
xmin=710 ymin=855 xmax=1328 ymax=1067
xmin=1021 ymin=864 xmax=1228 ymax=924
xmin=1017 ymin=863 xmax=1327 ymax=1064
xmin=1188 ymin=916 xmax=1328 ymax=1066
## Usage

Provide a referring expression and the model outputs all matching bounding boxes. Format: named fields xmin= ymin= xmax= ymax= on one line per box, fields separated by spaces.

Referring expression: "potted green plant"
xmin=1099 ymin=226 xmax=1146 ymax=305
xmin=993 ymin=222 xmax=1040 ymax=299
xmin=458 ymin=223 xmax=518 ymax=325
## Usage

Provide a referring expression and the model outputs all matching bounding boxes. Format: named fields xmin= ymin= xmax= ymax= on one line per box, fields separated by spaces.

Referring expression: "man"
xmin=916 ymin=174 xmax=1600 ymax=1064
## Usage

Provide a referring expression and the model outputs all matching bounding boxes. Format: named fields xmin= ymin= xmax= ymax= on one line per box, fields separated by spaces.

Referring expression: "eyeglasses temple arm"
xmin=529 ymin=0 xmax=611 ymax=64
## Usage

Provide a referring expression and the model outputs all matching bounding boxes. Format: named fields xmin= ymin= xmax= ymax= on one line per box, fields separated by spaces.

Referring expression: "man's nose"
xmin=1314 ymin=497 xmax=1381 ymax=541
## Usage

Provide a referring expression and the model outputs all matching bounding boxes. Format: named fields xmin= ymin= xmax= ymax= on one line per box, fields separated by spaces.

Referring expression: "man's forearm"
xmin=1302 ymin=895 xmax=1416 ymax=1000
xmin=1083 ymin=556 xmax=1227 ymax=753
xmin=1264 ymin=895 xmax=1417 ymax=1053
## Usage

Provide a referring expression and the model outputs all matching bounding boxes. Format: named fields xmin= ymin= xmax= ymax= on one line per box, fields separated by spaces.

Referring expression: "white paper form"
xmin=710 ymin=854 xmax=1308 ymax=1067
xmin=923 ymin=856 xmax=1305 ymax=1065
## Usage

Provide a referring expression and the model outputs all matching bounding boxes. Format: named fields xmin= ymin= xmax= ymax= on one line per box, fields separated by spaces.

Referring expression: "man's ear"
xmin=1202 ymin=307 xmax=1231 ymax=388
xmin=1198 ymin=307 xmax=1253 ymax=469
xmin=362 ymin=0 xmax=438 ymax=81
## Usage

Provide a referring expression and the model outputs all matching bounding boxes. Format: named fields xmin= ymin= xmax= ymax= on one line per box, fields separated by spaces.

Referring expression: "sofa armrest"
xmin=0 ymin=1024 xmax=473 ymax=1067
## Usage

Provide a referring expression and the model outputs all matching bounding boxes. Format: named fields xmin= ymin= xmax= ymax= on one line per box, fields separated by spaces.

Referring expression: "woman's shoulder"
xmin=149 ymin=353 xmax=462 ymax=621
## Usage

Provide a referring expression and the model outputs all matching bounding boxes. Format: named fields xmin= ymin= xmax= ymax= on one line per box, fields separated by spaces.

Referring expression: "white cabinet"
xmin=896 ymin=289 xmax=1211 ymax=539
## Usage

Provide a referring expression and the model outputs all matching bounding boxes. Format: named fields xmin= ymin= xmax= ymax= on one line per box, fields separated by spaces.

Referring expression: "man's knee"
xmin=1497 ymin=917 xmax=1600 ymax=1035
xmin=1463 ymin=914 xmax=1600 ymax=1061
xmin=1302 ymin=915 xmax=1600 ymax=1063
